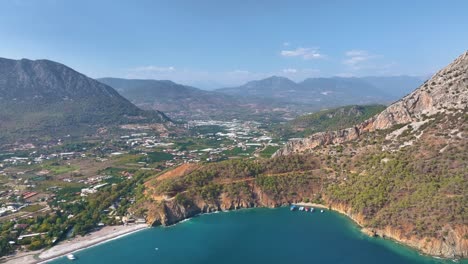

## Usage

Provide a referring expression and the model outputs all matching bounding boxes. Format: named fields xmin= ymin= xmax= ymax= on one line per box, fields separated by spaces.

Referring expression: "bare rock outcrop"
xmin=275 ymin=51 xmax=468 ymax=156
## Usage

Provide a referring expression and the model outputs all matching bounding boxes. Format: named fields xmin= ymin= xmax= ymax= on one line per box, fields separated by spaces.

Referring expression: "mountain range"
xmin=97 ymin=78 xmax=241 ymax=120
xmin=0 ymin=57 xmax=430 ymax=143
xmin=217 ymin=75 xmax=423 ymax=106
xmin=100 ymin=75 xmax=423 ymax=121
xmin=0 ymin=58 xmax=169 ymax=142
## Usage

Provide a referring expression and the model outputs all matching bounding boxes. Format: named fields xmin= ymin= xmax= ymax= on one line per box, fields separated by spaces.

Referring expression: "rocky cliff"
xmin=144 ymin=174 xmax=322 ymax=226
xmin=325 ymin=198 xmax=468 ymax=259
xmin=275 ymin=51 xmax=468 ymax=156
xmin=144 ymin=190 xmax=467 ymax=259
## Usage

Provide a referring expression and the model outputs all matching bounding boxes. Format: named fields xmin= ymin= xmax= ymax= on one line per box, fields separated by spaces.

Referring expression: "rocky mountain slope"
xmin=0 ymin=58 xmax=169 ymax=142
xmin=275 ymin=51 xmax=468 ymax=156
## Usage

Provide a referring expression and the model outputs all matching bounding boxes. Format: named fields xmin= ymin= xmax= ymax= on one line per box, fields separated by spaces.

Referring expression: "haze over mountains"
xmin=100 ymin=75 xmax=423 ymax=121
xmin=0 ymin=58 xmax=169 ymax=141
xmin=217 ymin=75 xmax=423 ymax=105
xmin=0 ymin=55 xmax=427 ymax=143
xmin=98 ymin=78 xmax=242 ymax=120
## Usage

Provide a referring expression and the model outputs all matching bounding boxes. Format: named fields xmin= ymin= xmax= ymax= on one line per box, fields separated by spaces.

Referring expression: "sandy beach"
xmin=2 ymin=224 xmax=148 ymax=264
xmin=292 ymin=202 xmax=329 ymax=209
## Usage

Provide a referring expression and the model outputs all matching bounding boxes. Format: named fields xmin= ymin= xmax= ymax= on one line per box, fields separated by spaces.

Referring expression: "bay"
xmin=50 ymin=208 xmax=464 ymax=264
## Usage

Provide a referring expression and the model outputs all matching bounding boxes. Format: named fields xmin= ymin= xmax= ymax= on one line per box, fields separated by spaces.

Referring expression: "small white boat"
xmin=66 ymin=254 xmax=76 ymax=260
xmin=299 ymin=207 xmax=304 ymax=211
xmin=320 ymin=209 xmax=324 ymax=213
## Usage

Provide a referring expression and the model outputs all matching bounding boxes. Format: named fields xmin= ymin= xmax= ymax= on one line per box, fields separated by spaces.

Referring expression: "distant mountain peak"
xmin=244 ymin=75 xmax=296 ymax=86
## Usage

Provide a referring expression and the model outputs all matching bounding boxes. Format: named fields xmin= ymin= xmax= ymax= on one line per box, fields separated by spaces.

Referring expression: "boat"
xmin=299 ymin=206 xmax=304 ymax=211
xmin=311 ymin=208 xmax=315 ymax=213
xmin=305 ymin=207 xmax=309 ymax=212
xmin=290 ymin=205 xmax=296 ymax=211
xmin=320 ymin=209 xmax=324 ymax=213
xmin=66 ymin=254 xmax=76 ymax=260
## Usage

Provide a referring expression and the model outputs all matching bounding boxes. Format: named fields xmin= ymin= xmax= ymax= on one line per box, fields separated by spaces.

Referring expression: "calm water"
xmin=50 ymin=208 xmax=464 ymax=264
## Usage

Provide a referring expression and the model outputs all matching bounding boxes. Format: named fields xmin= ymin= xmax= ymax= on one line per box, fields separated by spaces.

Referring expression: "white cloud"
xmin=341 ymin=50 xmax=401 ymax=75
xmin=283 ymin=42 xmax=290 ymax=46
xmin=342 ymin=50 xmax=379 ymax=70
xmin=280 ymin=47 xmax=324 ymax=60
xmin=130 ymin=65 xmax=176 ymax=73
xmin=345 ymin=50 xmax=368 ymax=57
xmin=282 ymin=68 xmax=297 ymax=73
xmin=343 ymin=50 xmax=373 ymax=67
xmin=228 ymin=70 xmax=250 ymax=75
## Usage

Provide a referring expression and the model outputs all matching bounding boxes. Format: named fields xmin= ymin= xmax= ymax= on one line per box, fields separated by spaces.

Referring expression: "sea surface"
xmin=50 ymin=208 xmax=465 ymax=264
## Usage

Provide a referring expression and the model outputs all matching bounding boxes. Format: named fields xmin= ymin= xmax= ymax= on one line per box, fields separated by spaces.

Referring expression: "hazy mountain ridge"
xmin=98 ymin=77 xmax=307 ymax=121
xmin=216 ymin=75 xmax=422 ymax=106
xmin=102 ymin=75 xmax=422 ymax=121
xmin=362 ymin=75 xmax=425 ymax=98
xmin=98 ymin=78 xmax=240 ymax=120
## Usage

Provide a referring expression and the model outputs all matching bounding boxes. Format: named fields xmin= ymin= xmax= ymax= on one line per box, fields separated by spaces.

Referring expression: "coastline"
xmin=168 ymin=203 xmax=466 ymax=261
xmin=318 ymin=202 xmax=467 ymax=262
xmin=2 ymin=206 xmax=465 ymax=263
xmin=2 ymin=224 xmax=148 ymax=264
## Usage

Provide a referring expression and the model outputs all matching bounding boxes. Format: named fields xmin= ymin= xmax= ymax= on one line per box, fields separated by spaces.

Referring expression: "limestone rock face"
xmin=275 ymin=51 xmax=468 ymax=156
xmin=327 ymin=199 xmax=468 ymax=259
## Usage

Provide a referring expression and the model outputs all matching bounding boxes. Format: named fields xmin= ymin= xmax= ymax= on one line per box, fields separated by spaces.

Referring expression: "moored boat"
xmin=67 ymin=254 xmax=76 ymax=260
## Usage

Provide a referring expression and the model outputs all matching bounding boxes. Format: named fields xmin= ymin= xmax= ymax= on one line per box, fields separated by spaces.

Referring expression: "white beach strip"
xmin=37 ymin=224 xmax=148 ymax=263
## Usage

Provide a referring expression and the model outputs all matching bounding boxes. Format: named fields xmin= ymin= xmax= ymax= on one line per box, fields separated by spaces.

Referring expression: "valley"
xmin=0 ymin=51 xmax=466 ymax=263
xmin=1 ymin=1 xmax=467 ymax=263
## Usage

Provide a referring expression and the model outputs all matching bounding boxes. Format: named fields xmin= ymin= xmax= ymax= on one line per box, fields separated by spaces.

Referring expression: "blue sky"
xmin=0 ymin=0 xmax=467 ymax=88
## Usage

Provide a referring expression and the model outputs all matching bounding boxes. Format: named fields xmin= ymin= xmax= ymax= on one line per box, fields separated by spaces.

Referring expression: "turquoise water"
xmin=50 ymin=208 xmax=464 ymax=264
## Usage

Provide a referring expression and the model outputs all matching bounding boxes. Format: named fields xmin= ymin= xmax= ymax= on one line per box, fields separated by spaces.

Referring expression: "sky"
xmin=0 ymin=0 xmax=467 ymax=89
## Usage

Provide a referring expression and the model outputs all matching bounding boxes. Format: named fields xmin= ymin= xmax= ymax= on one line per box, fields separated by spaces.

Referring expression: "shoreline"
xmin=291 ymin=202 xmax=329 ymax=209
xmin=171 ymin=204 xmax=466 ymax=261
xmin=318 ymin=203 xmax=466 ymax=262
xmin=2 ymin=224 xmax=148 ymax=264
xmin=3 ymin=206 xmax=465 ymax=263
